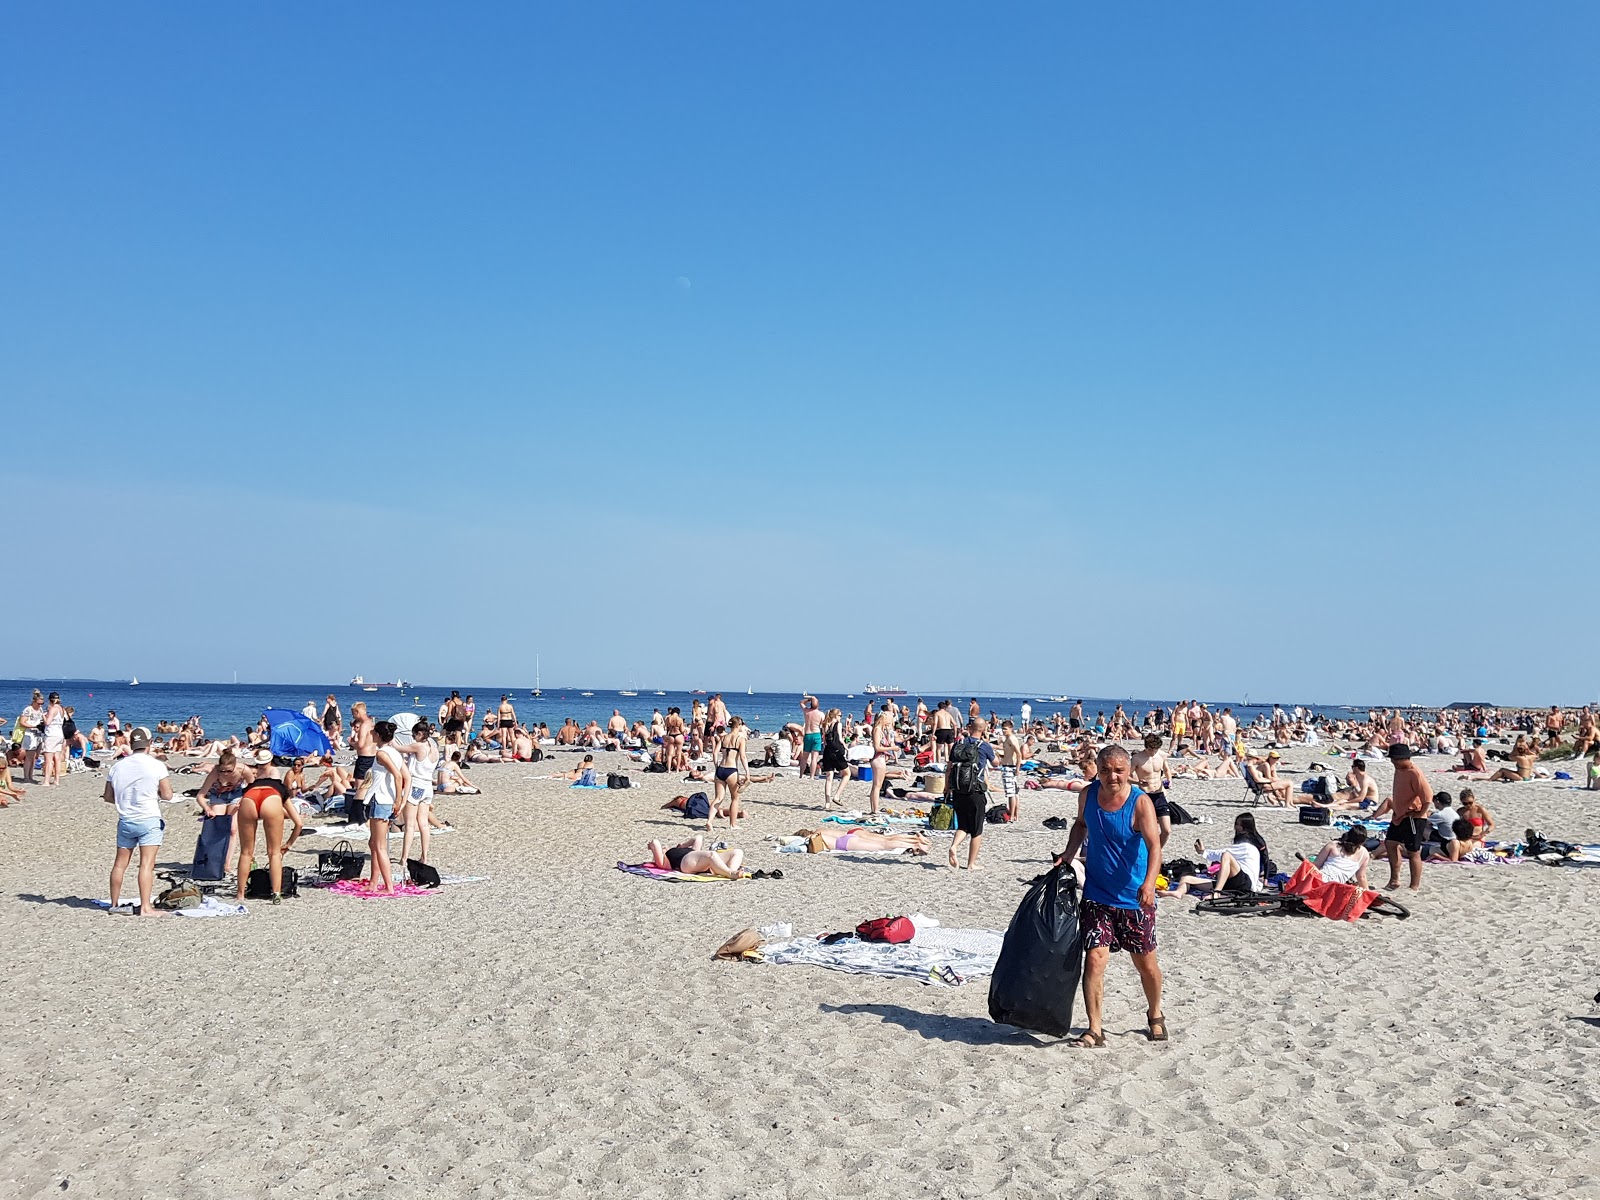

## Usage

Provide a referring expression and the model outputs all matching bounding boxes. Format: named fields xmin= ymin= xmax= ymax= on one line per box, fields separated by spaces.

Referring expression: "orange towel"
xmin=1283 ymin=860 xmax=1377 ymax=922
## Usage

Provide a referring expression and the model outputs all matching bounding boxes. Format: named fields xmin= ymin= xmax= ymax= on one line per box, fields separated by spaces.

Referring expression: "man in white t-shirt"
xmin=103 ymin=727 xmax=172 ymax=915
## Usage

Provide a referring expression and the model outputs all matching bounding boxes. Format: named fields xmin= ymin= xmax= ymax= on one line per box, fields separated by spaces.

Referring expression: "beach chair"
xmin=1243 ymin=769 xmax=1272 ymax=807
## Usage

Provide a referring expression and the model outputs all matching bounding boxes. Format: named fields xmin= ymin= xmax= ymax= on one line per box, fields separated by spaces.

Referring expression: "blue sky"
xmin=2 ymin=3 xmax=1595 ymax=705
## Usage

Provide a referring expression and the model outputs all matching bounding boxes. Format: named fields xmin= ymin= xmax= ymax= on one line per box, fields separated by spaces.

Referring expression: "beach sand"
xmin=2 ymin=743 xmax=1596 ymax=1198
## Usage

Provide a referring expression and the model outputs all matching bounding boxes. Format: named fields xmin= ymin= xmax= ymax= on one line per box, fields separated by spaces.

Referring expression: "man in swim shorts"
xmin=930 ymin=701 xmax=959 ymax=763
xmin=998 ymin=719 xmax=1024 ymax=822
xmin=1130 ymin=733 xmax=1173 ymax=847
xmin=347 ymin=701 xmax=376 ymax=824
xmin=1376 ymin=743 xmax=1432 ymax=891
xmin=1057 ymin=745 xmax=1164 ymax=1048
xmin=800 ymin=695 xmax=824 ymax=778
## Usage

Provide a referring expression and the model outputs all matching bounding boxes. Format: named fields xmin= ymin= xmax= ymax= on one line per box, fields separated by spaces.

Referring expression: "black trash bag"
xmin=988 ymin=863 xmax=1085 ymax=1037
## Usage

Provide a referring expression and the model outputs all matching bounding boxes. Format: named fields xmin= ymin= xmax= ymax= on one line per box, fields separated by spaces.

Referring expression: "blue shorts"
xmin=370 ymin=802 xmax=395 ymax=822
xmin=117 ymin=816 xmax=165 ymax=849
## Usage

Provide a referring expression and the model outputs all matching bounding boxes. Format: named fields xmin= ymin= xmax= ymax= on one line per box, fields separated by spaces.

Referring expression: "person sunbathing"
xmin=646 ymin=836 xmax=745 ymax=878
xmin=1488 ymin=740 xmax=1535 ymax=783
xmin=794 ymin=826 xmax=932 ymax=855
xmin=1449 ymin=741 xmax=1488 ymax=773
xmin=435 ymin=753 xmax=480 ymax=795
xmin=1455 ymin=791 xmax=1494 ymax=846
xmin=1245 ymin=755 xmax=1293 ymax=805
xmin=561 ymin=755 xmax=599 ymax=784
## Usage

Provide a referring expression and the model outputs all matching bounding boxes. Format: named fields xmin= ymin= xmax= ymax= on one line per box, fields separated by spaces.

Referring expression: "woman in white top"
xmin=364 ymin=721 xmax=409 ymax=894
xmin=400 ymin=721 xmax=440 ymax=867
xmin=1161 ymin=812 xmax=1269 ymax=898
xmin=1311 ymin=827 xmax=1371 ymax=886
xmin=41 ymin=692 xmax=66 ymax=786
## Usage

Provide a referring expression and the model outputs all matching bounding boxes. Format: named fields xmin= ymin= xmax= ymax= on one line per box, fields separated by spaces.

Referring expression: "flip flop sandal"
xmin=1069 ymin=1030 xmax=1107 ymax=1048
xmin=1147 ymin=1014 xmax=1168 ymax=1042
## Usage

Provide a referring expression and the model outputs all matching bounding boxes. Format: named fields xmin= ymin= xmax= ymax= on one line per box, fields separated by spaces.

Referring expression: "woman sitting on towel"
xmin=646 ymin=836 xmax=745 ymax=878
xmin=1488 ymin=739 xmax=1536 ymax=783
xmin=1454 ymin=791 xmax=1494 ymax=849
xmin=435 ymin=751 xmax=480 ymax=795
xmin=1307 ymin=827 xmax=1371 ymax=887
xmin=1160 ymin=812 xmax=1270 ymax=898
xmin=794 ymin=827 xmax=932 ymax=855
xmin=561 ymin=755 xmax=599 ymax=784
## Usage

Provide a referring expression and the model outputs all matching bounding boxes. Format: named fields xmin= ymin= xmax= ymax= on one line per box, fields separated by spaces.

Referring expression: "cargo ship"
xmin=863 ymin=684 xmax=907 ymax=696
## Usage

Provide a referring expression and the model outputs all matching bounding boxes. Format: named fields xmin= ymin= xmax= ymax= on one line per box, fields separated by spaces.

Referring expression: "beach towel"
xmin=615 ymin=861 xmax=749 ymax=883
xmin=440 ymin=874 xmax=492 ymax=885
xmin=330 ymin=879 xmax=438 ymax=899
xmin=1282 ymin=860 xmax=1377 ymax=922
xmin=763 ymin=925 xmax=1003 ymax=982
xmin=570 ymin=782 xmax=608 ymax=790
xmin=821 ymin=813 xmax=929 ymax=829
xmin=174 ymin=897 xmax=248 ymax=919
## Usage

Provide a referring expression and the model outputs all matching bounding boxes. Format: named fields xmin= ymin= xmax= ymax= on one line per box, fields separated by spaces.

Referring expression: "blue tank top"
xmin=1082 ymin=781 xmax=1149 ymax=910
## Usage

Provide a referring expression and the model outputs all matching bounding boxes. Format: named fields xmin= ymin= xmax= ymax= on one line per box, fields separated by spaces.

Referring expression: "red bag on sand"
xmin=1283 ymin=860 xmax=1377 ymax=922
xmin=915 ymin=750 xmax=934 ymax=768
xmin=856 ymin=916 xmax=916 ymax=943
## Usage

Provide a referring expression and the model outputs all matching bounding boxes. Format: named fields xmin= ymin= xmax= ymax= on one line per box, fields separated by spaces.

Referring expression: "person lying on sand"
xmin=646 ymin=836 xmax=745 ymax=878
xmin=561 ymin=755 xmax=599 ymax=784
xmin=794 ymin=826 xmax=932 ymax=855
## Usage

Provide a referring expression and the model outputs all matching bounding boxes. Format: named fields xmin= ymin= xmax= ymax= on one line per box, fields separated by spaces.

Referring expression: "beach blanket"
xmin=174 ymin=897 xmax=249 ymax=919
xmin=1282 ymin=860 xmax=1377 ymax=922
xmin=570 ymin=782 xmax=608 ymax=790
xmin=1434 ymin=850 xmax=1523 ymax=867
xmin=615 ymin=861 xmax=749 ymax=883
xmin=307 ymin=823 xmax=453 ymax=838
xmin=822 ymin=813 xmax=929 ymax=829
xmin=775 ymin=842 xmax=912 ymax=857
xmin=440 ymin=874 xmax=492 ymax=885
xmin=763 ymin=926 xmax=1003 ymax=982
xmin=330 ymin=879 xmax=437 ymax=899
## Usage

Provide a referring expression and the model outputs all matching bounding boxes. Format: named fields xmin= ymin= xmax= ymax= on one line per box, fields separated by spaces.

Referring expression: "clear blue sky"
xmin=3 ymin=3 xmax=1595 ymax=705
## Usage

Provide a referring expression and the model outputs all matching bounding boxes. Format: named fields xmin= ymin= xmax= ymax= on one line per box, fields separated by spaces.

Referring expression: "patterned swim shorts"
xmin=1081 ymin=897 xmax=1158 ymax=955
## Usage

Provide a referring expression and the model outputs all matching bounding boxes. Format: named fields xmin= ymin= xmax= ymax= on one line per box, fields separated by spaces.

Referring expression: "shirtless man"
xmin=1373 ymin=743 xmax=1433 ymax=891
xmin=1571 ymin=709 xmax=1598 ymax=759
xmin=968 ymin=697 xmax=981 ymax=724
xmin=1069 ymin=700 xmax=1083 ymax=732
xmin=607 ymin=709 xmax=627 ymax=743
xmin=348 ymin=701 xmax=377 ymax=823
xmin=1544 ymin=705 xmax=1566 ymax=748
xmin=998 ymin=719 xmax=1025 ymax=822
xmin=1245 ymin=753 xmax=1293 ymax=806
xmin=915 ymin=698 xmax=928 ymax=738
xmin=1332 ymin=758 xmax=1378 ymax=808
xmin=1450 ymin=740 xmax=1488 ymax=773
xmin=930 ymin=700 xmax=960 ymax=764
xmin=1130 ymin=733 xmax=1173 ymax=846
xmin=800 ymin=695 xmax=824 ymax=778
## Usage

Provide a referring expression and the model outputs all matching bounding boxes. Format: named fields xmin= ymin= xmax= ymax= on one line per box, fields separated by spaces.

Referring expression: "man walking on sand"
xmin=347 ymin=701 xmax=376 ymax=824
xmin=1057 ymin=745 xmax=1165 ymax=1048
xmin=1374 ymin=743 xmax=1432 ymax=891
xmin=946 ymin=719 xmax=994 ymax=871
xmin=930 ymin=700 xmax=960 ymax=764
xmin=105 ymin=727 xmax=172 ymax=916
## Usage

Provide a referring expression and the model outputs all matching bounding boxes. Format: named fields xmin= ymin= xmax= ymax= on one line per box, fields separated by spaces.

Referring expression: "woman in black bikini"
xmin=711 ymin=716 xmax=750 ymax=831
xmin=646 ymin=836 xmax=745 ymax=878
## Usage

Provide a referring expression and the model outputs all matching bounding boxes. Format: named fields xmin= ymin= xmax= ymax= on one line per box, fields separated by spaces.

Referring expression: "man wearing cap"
xmin=104 ymin=728 xmax=171 ymax=916
xmin=1373 ymin=743 xmax=1433 ymax=891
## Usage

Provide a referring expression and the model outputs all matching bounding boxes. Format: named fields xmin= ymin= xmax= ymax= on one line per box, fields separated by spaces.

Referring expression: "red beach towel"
xmin=1282 ymin=860 xmax=1377 ymax=922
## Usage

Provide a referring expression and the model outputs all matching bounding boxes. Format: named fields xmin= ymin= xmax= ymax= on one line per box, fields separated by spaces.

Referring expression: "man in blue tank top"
xmin=1058 ymin=744 xmax=1166 ymax=1047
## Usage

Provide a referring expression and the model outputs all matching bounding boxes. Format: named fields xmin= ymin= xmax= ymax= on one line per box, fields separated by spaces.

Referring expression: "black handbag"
xmin=317 ymin=839 xmax=367 ymax=880
xmin=406 ymin=859 xmax=442 ymax=889
xmin=1299 ymin=805 xmax=1331 ymax=826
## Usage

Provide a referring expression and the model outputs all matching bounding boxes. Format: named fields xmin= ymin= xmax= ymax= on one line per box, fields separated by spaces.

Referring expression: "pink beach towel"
xmin=331 ymin=879 xmax=438 ymax=899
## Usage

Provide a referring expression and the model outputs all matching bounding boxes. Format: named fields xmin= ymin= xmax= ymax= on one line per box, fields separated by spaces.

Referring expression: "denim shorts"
xmin=370 ymin=802 xmax=395 ymax=822
xmin=117 ymin=816 xmax=165 ymax=849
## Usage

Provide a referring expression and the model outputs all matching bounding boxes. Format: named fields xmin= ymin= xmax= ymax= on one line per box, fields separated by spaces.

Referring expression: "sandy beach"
xmin=2 ymin=741 xmax=1596 ymax=1199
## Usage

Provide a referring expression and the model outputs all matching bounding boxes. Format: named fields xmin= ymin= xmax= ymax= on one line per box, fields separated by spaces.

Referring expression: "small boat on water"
xmin=653 ymin=690 xmax=667 ymax=696
xmin=619 ymin=690 xmax=638 ymax=697
xmin=130 ymin=677 xmax=139 ymax=687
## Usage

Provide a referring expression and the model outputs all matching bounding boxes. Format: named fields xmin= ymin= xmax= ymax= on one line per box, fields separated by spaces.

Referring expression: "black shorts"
xmin=1385 ymin=816 xmax=1429 ymax=853
xmin=443 ymin=719 xmax=464 ymax=735
xmin=935 ymin=728 xmax=956 ymax=745
xmin=1069 ymin=719 xmax=1081 ymax=731
xmin=1221 ymin=871 xmax=1253 ymax=894
xmin=951 ymin=795 xmax=985 ymax=836
xmin=353 ymin=754 xmax=375 ymax=781
xmin=1146 ymin=789 xmax=1170 ymax=818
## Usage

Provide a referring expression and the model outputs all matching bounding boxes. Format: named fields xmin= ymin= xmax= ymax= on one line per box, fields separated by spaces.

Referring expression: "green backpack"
xmin=930 ymin=803 xmax=955 ymax=830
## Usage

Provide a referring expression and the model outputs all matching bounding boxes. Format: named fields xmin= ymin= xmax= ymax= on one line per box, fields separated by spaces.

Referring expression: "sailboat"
xmin=619 ymin=676 xmax=638 ymax=697
xmin=130 ymin=677 xmax=139 ymax=687
xmin=747 ymin=685 xmax=754 ymax=695
xmin=531 ymin=654 xmax=542 ymax=698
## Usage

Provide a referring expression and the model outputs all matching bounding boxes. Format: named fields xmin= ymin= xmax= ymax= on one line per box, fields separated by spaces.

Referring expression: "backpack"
xmin=684 ymin=792 xmax=711 ymax=820
xmin=156 ymin=876 xmax=202 ymax=910
xmin=930 ymin=803 xmax=954 ymax=830
xmin=855 ymin=915 xmax=915 ymax=943
xmin=607 ymin=772 xmax=631 ymax=790
xmin=986 ymin=803 xmax=1013 ymax=824
xmin=245 ymin=866 xmax=298 ymax=899
xmin=947 ymin=739 xmax=988 ymax=798
xmin=646 ymin=760 xmax=668 ymax=774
